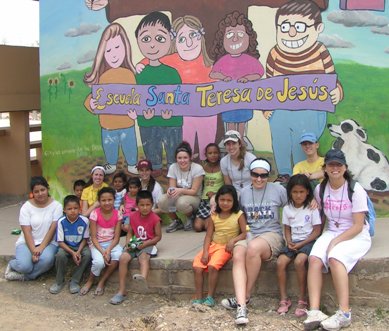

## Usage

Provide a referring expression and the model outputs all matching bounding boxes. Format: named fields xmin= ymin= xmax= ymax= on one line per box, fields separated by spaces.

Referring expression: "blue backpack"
xmin=319 ymin=179 xmax=376 ymax=236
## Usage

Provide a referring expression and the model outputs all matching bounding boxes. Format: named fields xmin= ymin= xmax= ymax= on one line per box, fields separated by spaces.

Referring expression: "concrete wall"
xmin=0 ymin=46 xmax=40 ymax=196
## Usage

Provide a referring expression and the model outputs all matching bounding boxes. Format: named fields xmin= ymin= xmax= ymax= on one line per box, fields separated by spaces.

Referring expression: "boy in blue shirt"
xmin=49 ymin=195 xmax=91 ymax=294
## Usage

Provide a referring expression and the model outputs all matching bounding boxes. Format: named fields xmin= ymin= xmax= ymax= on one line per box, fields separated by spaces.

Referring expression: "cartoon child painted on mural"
xmin=83 ymin=23 xmax=139 ymax=175
xmin=136 ymin=15 xmax=216 ymax=160
xmin=132 ymin=12 xmax=182 ymax=176
xmin=266 ymin=0 xmax=343 ymax=182
xmin=210 ymin=11 xmax=264 ymax=151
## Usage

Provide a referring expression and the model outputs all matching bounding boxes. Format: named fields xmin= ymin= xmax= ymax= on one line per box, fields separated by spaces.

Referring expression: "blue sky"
xmin=39 ymin=0 xmax=389 ymax=75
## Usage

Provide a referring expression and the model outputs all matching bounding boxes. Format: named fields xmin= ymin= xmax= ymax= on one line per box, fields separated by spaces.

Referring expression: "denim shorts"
xmin=280 ymin=240 xmax=315 ymax=259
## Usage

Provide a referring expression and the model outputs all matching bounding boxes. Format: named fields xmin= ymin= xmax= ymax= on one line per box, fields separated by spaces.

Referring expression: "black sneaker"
xmin=221 ymin=297 xmax=250 ymax=310
xmin=274 ymin=174 xmax=290 ymax=183
xmin=184 ymin=215 xmax=194 ymax=231
xmin=166 ymin=219 xmax=184 ymax=233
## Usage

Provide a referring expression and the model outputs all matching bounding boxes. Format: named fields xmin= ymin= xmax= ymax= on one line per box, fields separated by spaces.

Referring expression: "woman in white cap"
xmin=303 ymin=149 xmax=371 ymax=331
xmin=221 ymin=157 xmax=287 ymax=325
xmin=220 ymin=130 xmax=256 ymax=193
xmin=81 ymin=165 xmax=109 ymax=217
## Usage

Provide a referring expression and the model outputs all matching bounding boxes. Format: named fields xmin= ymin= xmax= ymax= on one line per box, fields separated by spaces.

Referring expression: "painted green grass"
xmin=41 ymin=61 xmax=389 ymax=206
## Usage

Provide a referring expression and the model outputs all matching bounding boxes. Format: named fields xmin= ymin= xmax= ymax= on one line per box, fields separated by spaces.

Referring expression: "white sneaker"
xmin=103 ymin=163 xmax=117 ymax=175
xmin=4 ymin=263 xmax=25 ymax=281
xmin=235 ymin=305 xmax=249 ymax=325
xmin=127 ymin=165 xmax=139 ymax=175
xmin=321 ymin=310 xmax=351 ymax=331
xmin=303 ymin=310 xmax=329 ymax=330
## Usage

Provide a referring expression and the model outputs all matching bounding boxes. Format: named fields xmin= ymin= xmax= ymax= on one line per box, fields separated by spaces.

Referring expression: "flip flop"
xmin=132 ymin=273 xmax=149 ymax=292
xmin=94 ymin=287 xmax=105 ymax=296
xmin=109 ymin=293 xmax=126 ymax=305
xmin=79 ymin=285 xmax=91 ymax=296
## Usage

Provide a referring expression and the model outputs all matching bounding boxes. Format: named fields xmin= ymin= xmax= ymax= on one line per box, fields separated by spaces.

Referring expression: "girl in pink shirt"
xmin=80 ymin=187 xmax=122 ymax=296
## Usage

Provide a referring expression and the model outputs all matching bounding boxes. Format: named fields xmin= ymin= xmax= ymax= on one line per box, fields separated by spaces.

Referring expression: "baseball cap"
xmin=223 ymin=130 xmax=241 ymax=144
xmin=300 ymin=132 xmax=317 ymax=144
xmin=137 ymin=159 xmax=152 ymax=170
xmin=324 ymin=149 xmax=347 ymax=165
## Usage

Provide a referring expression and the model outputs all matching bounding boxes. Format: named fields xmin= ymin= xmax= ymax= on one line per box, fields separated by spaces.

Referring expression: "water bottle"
xmin=168 ymin=187 xmax=177 ymax=213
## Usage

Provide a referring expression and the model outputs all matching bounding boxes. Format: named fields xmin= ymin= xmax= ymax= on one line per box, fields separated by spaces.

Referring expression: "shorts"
xmin=124 ymin=245 xmax=158 ymax=259
xmin=235 ymin=232 xmax=285 ymax=260
xmin=192 ymin=243 xmax=232 ymax=271
xmin=195 ymin=199 xmax=211 ymax=219
xmin=310 ymin=228 xmax=371 ymax=273
xmin=280 ymin=240 xmax=315 ymax=259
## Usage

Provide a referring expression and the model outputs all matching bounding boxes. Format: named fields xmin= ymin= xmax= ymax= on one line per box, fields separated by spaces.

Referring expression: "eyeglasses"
xmin=277 ymin=21 xmax=315 ymax=33
xmin=250 ymin=172 xmax=269 ymax=179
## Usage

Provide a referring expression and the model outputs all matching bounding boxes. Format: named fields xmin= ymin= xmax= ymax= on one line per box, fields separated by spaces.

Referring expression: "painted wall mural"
xmin=40 ymin=0 xmax=389 ymax=215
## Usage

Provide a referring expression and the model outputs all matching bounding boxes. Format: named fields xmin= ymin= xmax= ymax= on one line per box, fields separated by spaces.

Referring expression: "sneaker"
xmin=303 ymin=310 xmax=329 ymax=331
xmin=49 ymin=283 xmax=65 ymax=294
xmin=235 ymin=305 xmax=249 ymax=325
xmin=4 ymin=263 xmax=25 ymax=281
xmin=166 ymin=219 xmax=184 ymax=233
xmin=127 ymin=164 xmax=139 ymax=175
xmin=184 ymin=215 xmax=194 ymax=231
xmin=320 ymin=310 xmax=351 ymax=331
xmin=103 ymin=163 xmax=117 ymax=175
xmin=69 ymin=281 xmax=81 ymax=294
xmin=191 ymin=298 xmax=205 ymax=306
xmin=221 ymin=297 xmax=250 ymax=310
xmin=203 ymin=296 xmax=215 ymax=307
xmin=274 ymin=174 xmax=290 ymax=183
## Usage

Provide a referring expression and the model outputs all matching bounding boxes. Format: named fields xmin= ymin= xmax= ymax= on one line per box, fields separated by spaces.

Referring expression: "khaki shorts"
xmin=235 ymin=232 xmax=285 ymax=260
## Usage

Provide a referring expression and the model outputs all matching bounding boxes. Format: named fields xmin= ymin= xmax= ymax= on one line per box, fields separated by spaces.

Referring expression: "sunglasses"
xmin=224 ymin=134 xmax=239 ymax=140
xmin=250 ymin=172 xmax=269 ymax=179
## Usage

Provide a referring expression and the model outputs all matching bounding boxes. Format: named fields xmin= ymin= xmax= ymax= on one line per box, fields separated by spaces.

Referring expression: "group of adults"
xmin=6 ymin=128 xmax=371 ymax=330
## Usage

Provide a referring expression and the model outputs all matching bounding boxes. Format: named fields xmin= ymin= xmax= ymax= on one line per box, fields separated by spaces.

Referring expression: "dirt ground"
xmin=0 ymin=263 xmax=388 ymax=331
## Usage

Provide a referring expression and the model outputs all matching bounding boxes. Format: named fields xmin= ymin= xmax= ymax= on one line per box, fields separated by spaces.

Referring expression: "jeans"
xmin=55 ymin=246 xmax=91 ymax=284
xmin=9 ymin=243 xmax=58 ymax=280
xmin=101 ymin=126 xmax=138 ymax=166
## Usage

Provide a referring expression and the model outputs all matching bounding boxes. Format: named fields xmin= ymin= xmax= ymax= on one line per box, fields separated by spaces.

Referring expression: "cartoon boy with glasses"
xmin=265 ymin=0 xmax=343 ymax=183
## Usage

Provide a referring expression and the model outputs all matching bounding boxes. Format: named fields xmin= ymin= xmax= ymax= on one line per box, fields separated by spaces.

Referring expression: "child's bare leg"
xmin=80 ymin=272 xmax=95 ymax=295
xmin=294 ymin=253 xmax=308 ymax=301
xmin=207 ymin=266 xmax=219 ymax=297
xmin=193 ymin=217 xmax=206 ymax=232
xmin=138 ymin=253 xmax=150 ymax=279
xmin=117 ymin=252 xmax=132 ymax=295
xmin=193 ymin=267 xmax=204 ymax=299
xmin=277 ymin=254 xmax=292 ymax=300
xmin=97 ymin=261 xmax=118 ymax=290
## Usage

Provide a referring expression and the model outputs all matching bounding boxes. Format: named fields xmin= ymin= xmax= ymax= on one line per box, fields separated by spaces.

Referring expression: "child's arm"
xmin=284 ymin=225 xmax=293 ymax=250
xmin=82 ymin=200 xmax=99 ymax=217
xmin=225 ymin=213 xmax=247 ymax=253
xmin=89 ymin=220 xmax=104 ymax=255
xmin=138 ymin=221 xmax=162 ymax=250
xmin=201 ymin=219 xmax=215 ymax=265
xmin=59 ymin=241 xmax=82 ymax=265
xmin=291 ymin=224 xmax=321 ymax=251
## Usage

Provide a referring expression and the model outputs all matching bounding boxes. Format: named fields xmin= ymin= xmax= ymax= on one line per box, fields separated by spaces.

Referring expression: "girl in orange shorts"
xmin=192 ymin=185 xmax=247 ymax=307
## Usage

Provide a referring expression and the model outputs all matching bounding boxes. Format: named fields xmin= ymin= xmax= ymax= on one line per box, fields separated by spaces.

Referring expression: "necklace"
xmin=328 ymin=183 xmax=345 ymax=228
xmin=229 ymin=156 xmax=244 ymax=188
xmin=250 ymin=183 xmax=267 ymax=220
xmin=178 ymin=165 xmax=191 ymax=188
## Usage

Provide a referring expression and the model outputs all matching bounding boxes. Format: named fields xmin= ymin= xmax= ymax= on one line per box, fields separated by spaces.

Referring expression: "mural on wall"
xmin=40 ymin=0 xmax=389 ymax=214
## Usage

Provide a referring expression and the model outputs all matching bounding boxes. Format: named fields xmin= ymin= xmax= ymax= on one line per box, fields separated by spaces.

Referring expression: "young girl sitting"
xmin=122 ymin=177 xmax=141 ymax=232
xmin=276 ymin=174 xmax=321 ymax=317
xmin=194 ymin=143 xmax=224 ymax=232
xmin=80 ymin=187 xmax=122 ymax=296
xmin=192 ymin=185 xmax=247 ymax=307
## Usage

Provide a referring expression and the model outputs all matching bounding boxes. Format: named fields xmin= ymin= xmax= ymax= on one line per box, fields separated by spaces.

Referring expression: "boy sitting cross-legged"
xmin=49 ymin=195 xmax=91 ymax=294
xmin=109 ymin=190 xmax=162 ymax=304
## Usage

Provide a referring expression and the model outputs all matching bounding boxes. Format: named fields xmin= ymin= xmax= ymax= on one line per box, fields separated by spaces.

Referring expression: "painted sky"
xmin=40 ymin=0 xmax=389 ymax=75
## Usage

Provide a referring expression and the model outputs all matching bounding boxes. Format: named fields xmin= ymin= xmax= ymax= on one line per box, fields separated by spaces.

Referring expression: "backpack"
xmin=319 ymin=179 xmax=376 ymax=236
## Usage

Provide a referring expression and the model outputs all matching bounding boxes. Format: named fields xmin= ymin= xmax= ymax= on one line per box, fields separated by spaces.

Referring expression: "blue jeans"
xmin=101 ymin=126 xmax=137 ymax=166
xmin=269 ymin=109 xmax=327 ymax=175
xmin=9 ymin=243 xmax=58 ymax=280
xmin=139 ymin=126 xmax=182 ymax=170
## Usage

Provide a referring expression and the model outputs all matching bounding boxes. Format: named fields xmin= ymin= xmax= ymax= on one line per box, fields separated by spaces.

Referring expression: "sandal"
xmin=109 ymin=293 xmax=126 ymax=305
xmin=277 ymin=298 xmax=292 ymax=314
xmin=79 ymin=285 xmax=92 ymax=296
xmin=294 ymin=300 xmax=308 ymax=317
xmin=94 ymin=287 xmax=105 ymax=296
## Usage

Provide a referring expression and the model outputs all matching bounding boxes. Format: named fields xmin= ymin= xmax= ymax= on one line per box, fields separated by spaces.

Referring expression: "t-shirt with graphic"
xmin=240 ymin=183 xmax=287 ymax=236
xmin=201 ymin=170 xmax=224 ymax=200
xmin=314 ymin=181 xmax=368 ymax=234
xmin=89 ymin=208 xmax=122 ymax=243
xmin=167 ymin=163 xmax=205 ymax=196
xmin=135 ymin=64 xmax=182 ymax=127
xmin=57 ymin=214 xmax=89 ymax=249
xmin=282 ymin=204 xmax=321 ymax=242
xmin=129 ymin=210 xmax=160 ymax=241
